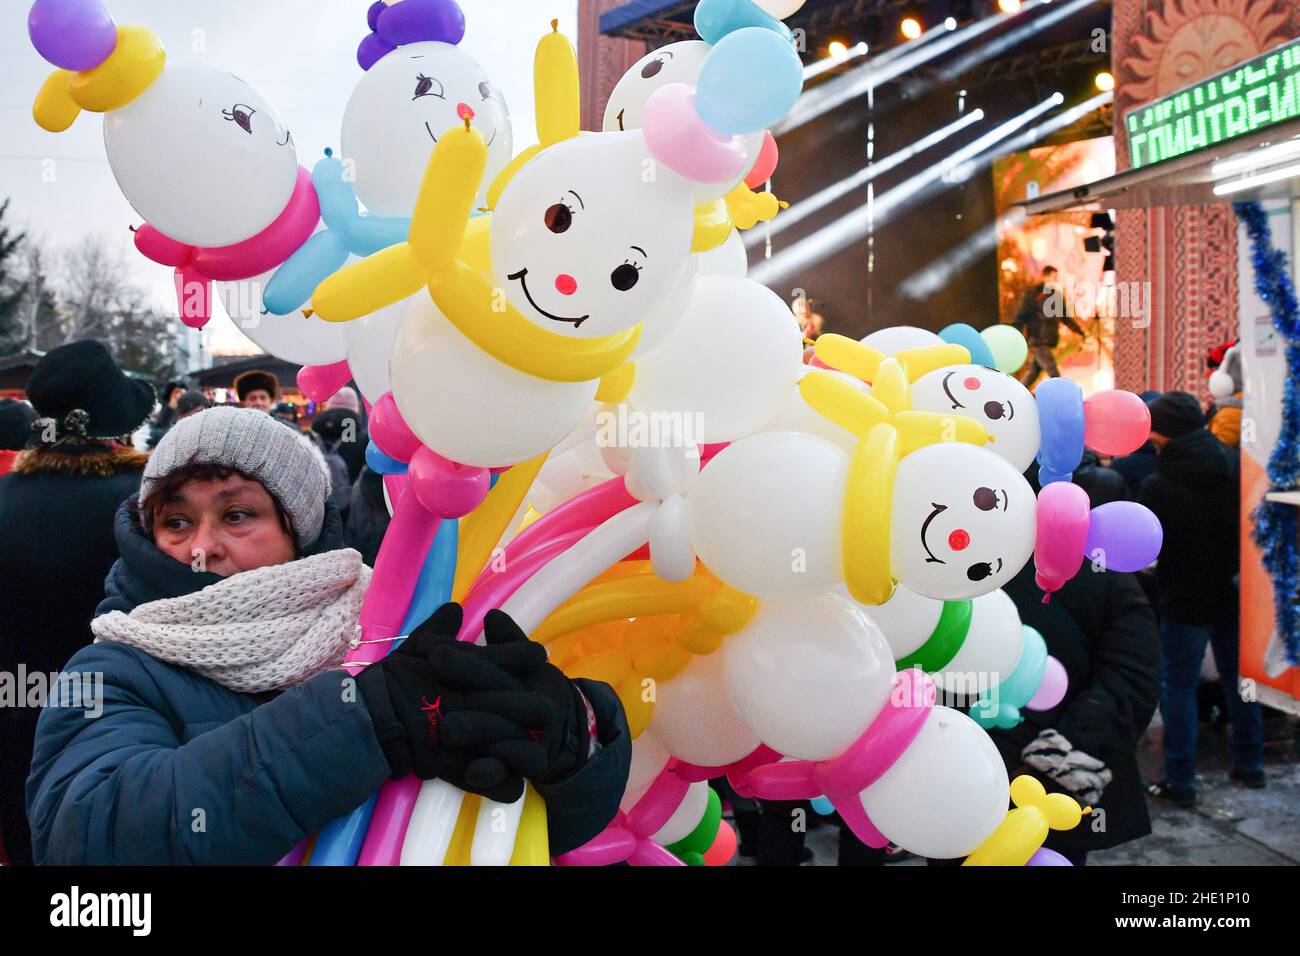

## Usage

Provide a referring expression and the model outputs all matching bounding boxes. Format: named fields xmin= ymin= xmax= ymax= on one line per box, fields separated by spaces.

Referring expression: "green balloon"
xmin=667 ymin=787 xmax=723 ymax=861
xmin=982 ymin=324 xmax=1029 ymax=376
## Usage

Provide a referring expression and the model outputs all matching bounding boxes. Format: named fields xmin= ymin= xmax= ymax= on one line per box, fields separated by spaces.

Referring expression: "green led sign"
xmin=1126 ymin=37 xmax=1300 ymax=169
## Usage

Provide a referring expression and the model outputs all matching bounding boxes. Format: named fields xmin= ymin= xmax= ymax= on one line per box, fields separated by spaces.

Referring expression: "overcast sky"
xmin=1 ymin=0 xmax=578 ymax=355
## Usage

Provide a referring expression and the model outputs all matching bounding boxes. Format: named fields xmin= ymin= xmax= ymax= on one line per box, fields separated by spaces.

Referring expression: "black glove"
xmin=357 ymin=603 xmax=557 ymax=802
xmin=464 ymin=608 xmax=595 ymax=786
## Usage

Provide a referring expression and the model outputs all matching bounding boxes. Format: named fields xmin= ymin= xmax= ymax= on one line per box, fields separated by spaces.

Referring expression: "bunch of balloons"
xmin=31 ymin=0 xmax=1158 ymax=867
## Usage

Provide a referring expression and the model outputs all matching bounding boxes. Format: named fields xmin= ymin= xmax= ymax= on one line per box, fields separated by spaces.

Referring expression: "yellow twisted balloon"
xmin=799 ymin=337 xmax=988 ymax=606
xmin=535 ymin=563 xmax=758 ymax=737
xmin=963 ymin=775 xmax=1087 ymax=866
xmin=33 ymin=26 xmax=165 ymax=132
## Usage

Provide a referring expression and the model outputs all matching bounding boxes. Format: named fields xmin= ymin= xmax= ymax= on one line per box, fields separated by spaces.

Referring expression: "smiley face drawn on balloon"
xmin=103 ymin=61 xmax=298 ymax=247
xmin=602 ymin=40 xmax=712 ymax=133
xmin=910 ymin=365 xmax=1041 ymax=472
xmin=890 ymin=444 xmax=1036 ymax=600
xmin=490 ymin=131 xmax=695 ymax=339
xmin=341 ymin=41 xmax=513 ymax=216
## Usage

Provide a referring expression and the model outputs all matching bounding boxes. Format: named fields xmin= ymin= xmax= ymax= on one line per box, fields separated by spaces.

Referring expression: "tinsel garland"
xmin=1234 ymin=201 xmax=1300 ymax=666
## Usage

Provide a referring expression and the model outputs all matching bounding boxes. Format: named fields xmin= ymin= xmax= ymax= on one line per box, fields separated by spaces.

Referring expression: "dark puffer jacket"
xmin=996 ymin=561 xmax=1162 ymax=854
xmin=0 ymin=444 xmax=147 ymax=865
xmin=1139 ymin=427 xmax=1240 ymax=624
xmin=27 ymin=500 xmax=631 ymax=865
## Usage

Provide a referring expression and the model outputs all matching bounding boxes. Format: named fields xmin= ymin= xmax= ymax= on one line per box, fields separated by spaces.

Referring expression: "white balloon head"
xmin=909 ymin=365 xmax=1041 ymax=472
xmin=490 ymin=131 xmax=696 ymax=340
xmin=889 ymin=443 xmax=1037 ymax=600
xmin=104 ymin=61 xmax=299 ymax=247
xmin=341 ymin=40 xmax=513 ymax=215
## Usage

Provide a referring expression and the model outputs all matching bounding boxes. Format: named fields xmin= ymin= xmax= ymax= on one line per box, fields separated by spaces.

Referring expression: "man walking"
xmin=1015 ymin=265 xmax=1087 ymax=387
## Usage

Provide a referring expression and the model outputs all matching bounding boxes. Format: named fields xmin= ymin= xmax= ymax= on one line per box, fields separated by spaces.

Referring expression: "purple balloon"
xmin=1083 ymin=501 xmax=1163 ymax=573
xmin=377 ymin=0 xmax=466 ymax=47
xmin=1026 ymin=656 xmax=1067 ymax=711
xmin=1027 ymin=847 xmax=1072 ymax=866
xmin=28 ymin=0 xmax=118 ymax=72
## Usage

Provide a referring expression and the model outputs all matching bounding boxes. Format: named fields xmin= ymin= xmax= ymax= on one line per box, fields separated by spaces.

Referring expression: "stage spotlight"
xmin=829 ymin=40 xmax=849 ymax=58
xmin=998 ymin=0 xmax=1022 ymax=11
xmin=1095 ymin=71 xmax=1114 ymax=91
xmin=945 ymin=16 xmax=958 ymax=28
xmin=901 ymin=16 xmax=923 ymax=39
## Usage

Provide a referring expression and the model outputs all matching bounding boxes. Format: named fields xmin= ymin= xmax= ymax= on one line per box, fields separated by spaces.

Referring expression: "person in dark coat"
xmin=27 ymin=406 xmax=630 ymax=865
xmin=998 ymin=558 xmax=1162 ymax=863
xmin=1014 ymin=265 xmax=1088 ymax=388
xmin=1138 ymin=391 xmax=1262 ymax=806
xmin=0 ymin=340 xmax=154 ymax=865
xmin=344 ymin=466 xmax=391 ymax=566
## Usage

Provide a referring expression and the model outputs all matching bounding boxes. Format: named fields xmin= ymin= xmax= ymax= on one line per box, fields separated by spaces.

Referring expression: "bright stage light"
xmin=901 ymin=17 xmax=923 ymax=39
xmin=803 ymin=41 xmax=869 ymax=81
xmin=775 ymin=0 xmax=1052 ymax=136
xmin=745 ymin=108 xmax=986 ymax=247
xmin=998 ymin=0 xmax=1022 ymax=11
xmin=945 ymin=16 xmax=958 ymax=28
xmin=751 ymin=93 xmax=1065 ymax=286
xmin=1095 ymin=71 xmax=1114 ymax=91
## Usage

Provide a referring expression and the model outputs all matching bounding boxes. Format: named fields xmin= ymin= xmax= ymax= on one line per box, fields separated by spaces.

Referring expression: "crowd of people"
xmin=0 ymin=332 xmax=1267 ymax=867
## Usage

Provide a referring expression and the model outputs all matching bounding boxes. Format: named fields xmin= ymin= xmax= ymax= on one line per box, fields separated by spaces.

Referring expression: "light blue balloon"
xmin=365 ymin=441 xmax=407 ymax=475
xmin=694 ymin=0 xmax=792 ymax=45
xmin=939 ymin=323 xmax=997 ymax=369
xmin=263 ymin=150 xmax=411 ymax=316
xmin=810 ymin=795 xmax=835 ymax=816
xmin=971 ymin=626 xmax=1047 ymax=729
xmin=1035 ymin=377 xmax=1085 ymax=485
xmin=696 ymin=28 xmax=803 ymax=136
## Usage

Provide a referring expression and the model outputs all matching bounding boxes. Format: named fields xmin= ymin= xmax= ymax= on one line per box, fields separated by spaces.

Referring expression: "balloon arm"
xmin=493 ymin=502 xmax=657 ymax=639
xmin=312 ymin=243 xmax=425 ymax=323
xmin=353 ymin=488 xmax=444 ymax=654
xmin=263 ymin=230 xmax=351 ymax=315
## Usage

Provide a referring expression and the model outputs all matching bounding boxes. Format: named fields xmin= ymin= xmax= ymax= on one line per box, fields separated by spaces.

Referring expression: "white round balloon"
xmin=343 ymin=297 xmax=408 ymax=403
xmin=860 ymin=326 xmax=942 ymax=355
xmin=935 ymin=588 xmax=1024 ymax=695
xmin=723 ymin=594 xmax=895 ymax=759
xmin=754 ymin=0 xmax=808 ymax=18
xmin=695 ymin=228 xmax=748 ymax=277
xmin=390 ymin=294 xmax=597 ymax=468
xmin=630 ymin=275 xmax=803 ymax=444
xmin=889 ymin=443 xmax=1036 ymax=600
xmin=621 ymin=731 xmax=671 ymax=812
xmin=859 ymin=706 xmax=1009 ymax=859
xmin=910 ymin=365 xmax=1041 ymax=472
xmin=104 ymin=61 xmax=298 ymax=247
xmin=603 ymin=41 xmax=712 ymax=134
xmin=688 ymin=431 xmax=846 ymax=600
xmin=341 ymin=41 xmax=513 ymax=215
xmin=858 ymin=583 xmax=943 ymax=660
xmin=647 ymin=651 xmax=759 ymax=767
xmin=219 ymin=271 xmax=348 ymax=366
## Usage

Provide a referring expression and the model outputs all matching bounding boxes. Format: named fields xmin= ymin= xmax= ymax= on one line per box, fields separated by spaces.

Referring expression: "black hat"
xmin=1148 ymin=391 xmax=1205 ymax=439
xmin=174 ymin=390 xmax=209 ymax=418
xmin=26 ymin=341 xmax=156 ymax=441
xmin=233 ymin=369 xmax=280 ymax=403
xmin=0 ymin=398 xmax=37 ymax=451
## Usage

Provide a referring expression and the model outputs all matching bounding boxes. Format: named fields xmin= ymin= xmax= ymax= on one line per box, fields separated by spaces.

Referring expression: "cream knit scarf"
xmin=92 ymin=549 xmax=372 ymax=694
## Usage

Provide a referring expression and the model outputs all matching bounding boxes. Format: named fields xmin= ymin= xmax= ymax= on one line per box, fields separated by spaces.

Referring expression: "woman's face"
xmin=152 ymin=475 xmax=295 ymax=576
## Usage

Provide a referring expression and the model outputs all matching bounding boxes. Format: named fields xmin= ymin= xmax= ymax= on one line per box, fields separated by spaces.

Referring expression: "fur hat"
xmin=233 ymin=369 xmax=280 ymax=403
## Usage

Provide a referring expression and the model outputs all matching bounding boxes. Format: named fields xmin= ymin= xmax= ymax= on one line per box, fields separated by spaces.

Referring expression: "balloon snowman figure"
xmin=28 ymin=0 xmax=317 ymax=331
xmin=261 ymin=0 xmax=516 ymax=388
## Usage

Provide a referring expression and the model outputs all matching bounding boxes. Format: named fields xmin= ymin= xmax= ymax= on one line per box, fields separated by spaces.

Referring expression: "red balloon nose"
xmin=457 ymin=103 xmax=475 ymax=121
xmin=555 ymin=274 xmax=578 ymax=295
xmin=964 ymin=376 xmax=981 ymax=390
xmin=948 ymin=529 xmax=971 ymax=551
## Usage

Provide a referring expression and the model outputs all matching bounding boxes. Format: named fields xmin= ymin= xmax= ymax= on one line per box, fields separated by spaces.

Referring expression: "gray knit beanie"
xmin=141 ymin=406 xmax=331 ymax=548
